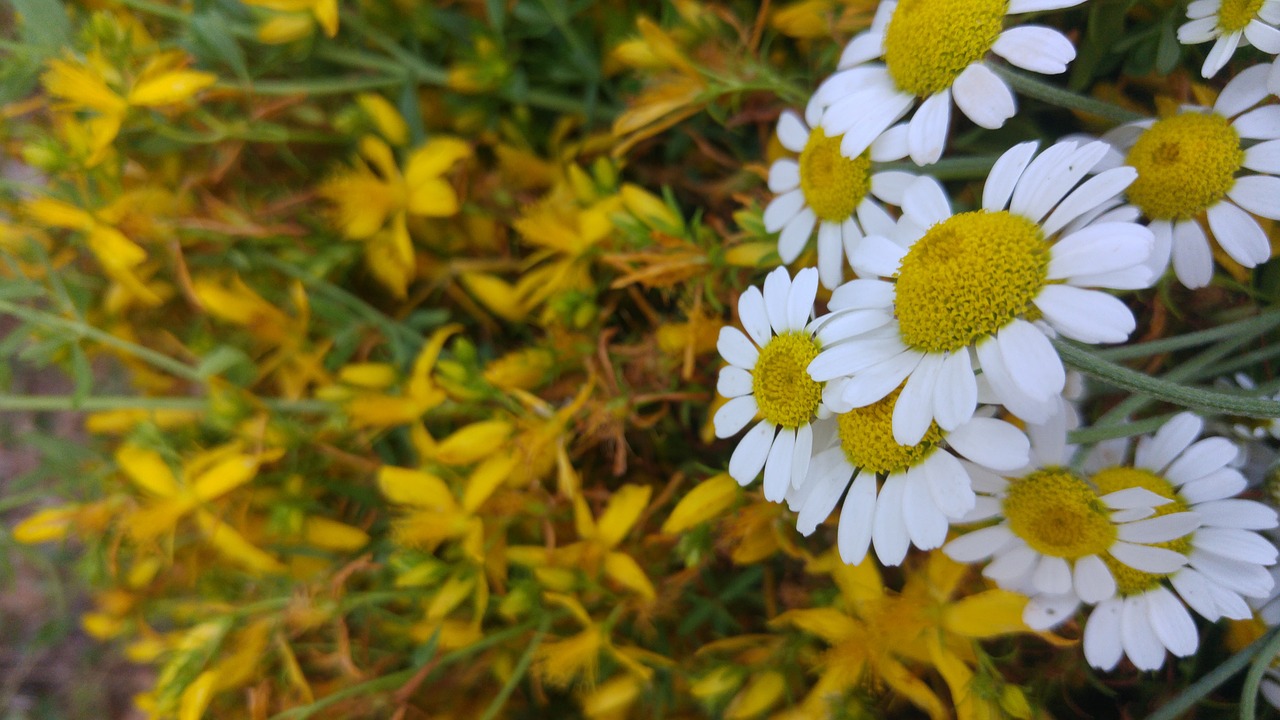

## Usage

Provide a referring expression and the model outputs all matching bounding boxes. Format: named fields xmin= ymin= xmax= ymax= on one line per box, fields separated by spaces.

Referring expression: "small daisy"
xmin=784 ymin=390 xmax=1030 ymax=566
xmin=764 ymin=111 xmax=915 ymax=289
xmin=1095 ymin=64 xmax=1280 ymax=289
xmin=1177 ymin=0 xmax=1280 ymax=78
xmin=714 ymin=267 xmax=824 ymax=503
xmin=808 ymin=139 xmax=1152 ymax=444
xmin=814 ymin=0 xmax=1083 ymax=165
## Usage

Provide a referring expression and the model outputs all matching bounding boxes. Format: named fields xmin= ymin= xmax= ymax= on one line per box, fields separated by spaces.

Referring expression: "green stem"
xmin=477 ymin=616 xmax=549 ymax=720
xmin=879 ymin=154 xmax=1001 ymax=181
xmin=989 ymin=65 xmax=1145 ymax=125
xmin=0 ymin=299 xmax=205 ymax=384
xmin=1147 ymin=624 xmax=1280 ymax=720
xmin=1093 ymin=309 xmax=1280 ymax=362
xmin=0 ymin=395 xmax=333 ymax=413
xmin=1054 ymin=338 xmax=1280 ymax=419
xmin=1067 ymin=414 xmax=1173 ymax=445
xmin=1241 ymin=626 xmax=1280 ymax=720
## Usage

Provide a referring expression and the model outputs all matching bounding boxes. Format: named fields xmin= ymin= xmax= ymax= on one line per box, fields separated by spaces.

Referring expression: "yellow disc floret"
xmin=882 ymin=0 xmax=1008 ymax=97
xmin=1218 ymin=0 xmax=1265 ymax=32
xmin=894 ymin=210 xmax=1049 ymax=353
xmin=799 ymin=130 xmax=872 ymax=223
xmin=1125 ymin=112 xmax=1243 ymax=221
xmin=1093 ymin=466 xmax=1193 ymax=596
xmin=836 ymin=386 xmax=945 ymax=474
xmin=752 ymin=332 xmax=822 ymax=429
xmin=1004 ymin=469 xmax=1116 ymax=559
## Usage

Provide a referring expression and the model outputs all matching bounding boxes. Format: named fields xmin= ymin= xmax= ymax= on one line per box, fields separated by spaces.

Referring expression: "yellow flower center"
xmin=1219 ymin=0 xmax=1265 ymax=32
xmin=1093 ymin=466 xmax=1193 ymax=596
xmin=799 ymin=130 xmax=872 ymax=223
xmin=752 ymin=332 xmax=823 ymax=429
xmin=1124 ymin=112 xmax=1243 ymax=221
xmin=894 ymin=210 xmax=1049 ymax=353
xmin=836 ymin=386 xmax=945 ymax=474
xmin=1004 ymin=469 xmax=1117 ymax=560
xmin=882 ymin=0 xmax=1008 ymax=97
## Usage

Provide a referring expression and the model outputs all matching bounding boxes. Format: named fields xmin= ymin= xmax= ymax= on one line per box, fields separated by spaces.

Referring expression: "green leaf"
xmin=188 ymin=11 xmax=250 ymax=81
xmin=8 ymin=0 xmax=71 ymax=49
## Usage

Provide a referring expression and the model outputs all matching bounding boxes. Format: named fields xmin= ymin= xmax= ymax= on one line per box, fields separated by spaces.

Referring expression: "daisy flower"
xmin=1177 ymin=0 xmax=1280 ymax=78
xmin=1077 ymin=413 xmax=1278 ymax=671
xmin=714 ymin=267 xmax=824 ymax=503
xmin=808 ymin=139 xmax=1152 ymax=445
xmin=1096 ymin=64 xmax=1280 ymax=289
xmin=784 ymin=392 xmax=1030 ymax=566
xmin=764 ymin=111 xmax=915 ymax=290
xmin=814 ymin=0 xmax=1083 ymax=165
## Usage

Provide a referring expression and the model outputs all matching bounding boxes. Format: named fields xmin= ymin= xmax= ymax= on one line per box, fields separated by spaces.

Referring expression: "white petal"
xmin=1191 ymin=550 xmax=1275 ymax=597
xmin=716 ymin=366 xmax=754 ymax=399
xmin=763 ymin=189 xmax=805 ymax=233
xmin=763 ymin=266 xmax=791 ymax=335
xmin=932 ymin=350 xmax=978 ymax=432
xmin=779 ymin=209 xmax=817 ymax=264
xmin=947 ymin=417 xmax=1030 ymax=471
xmin=1008 ymin=0 xmax=1087 ymax=12
xmin=1136 ymin=413 xmax=1203 ymax=472
xmin=1144 ymin=219 xmax=1174 ymax=282
xmin=1164 ymin=437 xmax=1239 ymax=484
xmin=1170 ymin=567 xmax=1223 ymax=621
xmin=849 ymin=234 xmax=908 ymax=277
xmin=738 ymin=285 xmax=772 ymax=347
xmin=808 ymin=334 xmax=908 ymax=382
xmin=715 ymin=395 xmax=759 ymax=439
xmin=838 ymin=30 xmax=886 ymax=69
xmin=1008 ymin=141 xmax=1080 ymax=223
xmin=983 ymin=544 xmax=1039 ymax=585
xmin=763 ymin=428 xmax=796 ymax=502
xmin=815 ymin=309 xmax=894 ymax=346
xmin=1034 ymin=286 xmax=1136 ymax=344
xmin=1024 ymin=593 xmax=1080 ymax=631
xmin=1074 ymin=554 xmax=1117 ymax=604
xmin=1032 ymin=555 xmax=1074 ymax=594
xmin=1202 ymin=32 xmax=1241 ymax=78
xmin=1217 ymin=64 xmax=1274 ymax=118
xmin=902 ymin=469 xmax=949 ymax=550
xmin=838 ymin=471 xmax=878 ymax=564
xmin=1178 ymin=17 xmax=1219 ymax=43
xmin=729 ymin=421 xmax=776 ymax=484
xmin=829 ymin=278 xmax=895 ymax=311
xmin=975 ymin=336 xmax=1054 ymax=424
xmin=902 ymin=175 xmax=953 ymax=227
xmin=1186 ymin=1 xmax=1218 ymax=21
xmin=983 ymin=141 xmax=1039 ymax=212
xmin=837 ymin=90 xmax=916 ymax=158
xmin=776 ymin=110 xmax=809 ymax=153
xmin=871 ymin=473 xmax=911 ymax=566
xmin=1048 ymin=222 xmax=1154 ymax=279
xmin=1180 ymin=468 xmax=1248 ymax=503
xmin=1233 ymin=105 xmax=1280 ymax=140
xmin=796 ymin=458 xmax=851 ymax=535
xmin=907 ymin=89 xmax=952 ymax=165
xmin=856 ymin=198 xmax=896 ymax=236
xmin=1083 ymin=599 xmax=1124 ymax=670
xmin=1171 ymin=218 xmax=1213 ymax=289
xmin=1018 ymin=141 xmax=1111 ymax=224
xmin=1194 ymin=499 xmax=1278 ymax=530
xmin=1042 ymin=167 xmax=1138 ymax=236
xmin=991 ymin=26 xmax=1076 ymax=74
xmin=1117 ymin=512 xmax=1201 ymax=543
xmin=816 ymin=222 xmax=844 ymax=290
xmin=893 ymin=353 xmax=943 ymax=445
xmin=1209 ymin=200 xmax=1272 ymax=266
xmin=945 ymin=524 xmax=1016 ymax=562
xmin=869 ymin=170 xmax=917 ymax=206
xmin=718 ymin=326 xmax=759 ymax=369
xmin=997 ymin=319 xmax=1066 ymax=402
xmin=768 ymin=159 xmax=800 ymax=193
xmin=921 ymin=450 xmax=977 ymax=518
xmin=1245 ymin=20 xmax=1280 ymax=53
xmin=869 ymin=124 xmax=910 ymax=162
xmin=1121 ymin=595 xmax=1169 ymax=671
xmin=953 ymin=63 xmax=1017 ymax=131
xmin=1102 ymin=486 xmax=1173 ymax=510
xmin=791 ymin=423 xmax=814 ymax=493
xmin=784 ymin=268 xmax=820 ymax=332
xmin=1228 ymin=176 xmax=1280 ymax=220
xmin=1193 ymin=527 xmax=1279 ymax=564
xmin=1244 ymin=139 xmax=1280 ymax=173
xmin=1110 ymin=541 xmax=1187 ymax=573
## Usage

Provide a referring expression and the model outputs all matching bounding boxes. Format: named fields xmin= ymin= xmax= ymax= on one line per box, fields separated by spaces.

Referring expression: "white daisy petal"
xmin=907 ymin=89 xmax=952 ymax=165
xmin=1032 ymin=555 xmax=1074 ymax=594
xmin=1186 ymin=1 xmax=1217 ymax=21
xmin=829 ymin=278 xmax=896 ymax=311
xmin=1217 ymin=64 xmax=1274 ymax=118
xmin=1262 ymin=1 xmax=1280 ymax=24
xmin=1191 ymin=550 xmax=1274 ymax=597
xmin=1084 ymin=599 xmax=1124 ymax=671
xmin=776 ymin=110 xmax=809 ymax=153
xmin=1171 ymin=218 xmax=1213 ymax=289
xmin=869 ymin=123 xmax=910 ymax=162
xmin=1179 ymin=469 xmax=1248 ymax=503
xmin=869 ymin=170 xmax=917 ymax=207
xmin=1034 ymin=285 xmax=1136 ymax=344
xmin=997 ymin=319 xmax=1065 ymax=402
xmin=856 ymin=197 xmax=896 ymax=236
xmin=762 ymin=267 xmax=791 ymax=334
xmin=1135 ymin=412 xmax=1202 ymax=472
xmin=932 ymin=350 xmax=978 ymax=432
xmin=1048 ymin=222 xmax=1153 ymax=280
xmin=946 ymin=417 xmax=1030 ymax=471
xmin=716 ymin=366 xmax=754 ymax=399
xmin=1117 ymin=512 xmax=1200 ymax=543
xmin=1232 ymin=105 xmax=1280 ymax=140
xmin=1008 ymin=0 xmax=1087 ymax=11
xmin=1227 ymin=176 xmax=1280 ymax=220
xmin=815 ymin=309 xmax=894 ymax=346
xmin=984 ymin=543 xmax=1039 ymax=585
xmin=1193 ymin=499 xmax=1278 ymax=530
xmin=1170 ymin=568 xmax=1223 ymax=621
xmin=768 ymin=159 xmax=800 ymax=193
xmin=1202 ymin=32 xmax=1241 ymax=78
xmin=893 ymin=353 xmax=943 ymax=445
xmin=975 ymin=336 xmax=1054 ymax=424
xmin=1110 ymin=541 xmax=1187 ymax=573
xmin=902 ymin=175 xmax=953 ymax=227
xmin=1192 ymin=527 xmax=1279 ymax=564
xmin=963 ymin=495 xmax=1003 ymax=522
xmin=809 ymin=334 xmax=910 ymax=382
xmin=1074 ymin=554 xmax=1117 ymax=604
xmin=902 ymin=470 xmax=949 ymax=550
xmin=945 ymin=524 xmax=1016 ymax=562
xmin=1009 ymin=141 xmax=1079 ymax=222
xmin=714 ymin=395 xmax=759 ymax=438
xmin=816 ymin=222 xmax=844 ymax=290
xmin=983 ymin=141 xmax=1039 ymax=212
xmin=953 ymin=63 xmax=1016 ymax=131
xmin=717 ymin=326 xmax=758 ymax=369
xmin=837 ymin=90 xmax=916 ymax=159
xmin=791 ymin=423 xmax=814 ymax=493
xmin=1102 ymin=486 xmax=1172 ymax=510
xmin=1163 ymin=437 xmax=1239 ymax=485
xmin=785 ymin=268 xmax=819 ymax=332
xmin=796 ymin=459 xmax=851 ymax=535
xmin=872 ymin=473 xmax=911 ymax=566
xmin=1178 ymin=17 xmax=1219 ymax=43
xmin=763 ymin=189 xmax=805 ymax=233
xmin=1020 ymin=141 xmax=1110 ymax=224
xmin=779 ymin=208 xmax=817 ymax=264
xmin=1042 ymin=167 xmax=1138 ymax=236
xmin=763 ymin=428 xmax=796 ymax=502
xmin=738 ymin=286 xmax=772 ymax=347
xmin=729 ymin=421 xmax=775 ymax=484
xmin=991 ymin=25 xmax=1076 ymax=74
xmin=921 ymin=451 xmax=976 ymax=518
xmin=1121 ymin=595 xmax=1168 ymax=671
xmin=1024 ymin=593 xmax=1080 ymax=631
xmin=1244 ymin=20 xmax=1280 ymax=53
xmin=838 ymin=471 xmax=878 ymax=564
xmin=1243 ymin=139 xmax=1280 ymax=173
xmin=850 ymin=234 xmax=909 ymax=277
xmin=838 ymin=30 xmax=886 ymax=69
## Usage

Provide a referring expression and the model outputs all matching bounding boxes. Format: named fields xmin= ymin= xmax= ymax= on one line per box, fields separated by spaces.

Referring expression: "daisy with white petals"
xmin=714 ymin=267 xmax=824 ymax=503
xmin=764 ymin=111 xmax=915 ymax=289
xmin=785 ymin=392 xmax=1030 ymax=567
xmin=815 ymin=0 xmax=1084 ymax=165
xmin=1096 ymin=64 xmax=1280 ymax=288
xmin=808 ymin=139 xmax=1153 ymax=445
xmin=1177 ymin=0 xmax=1280 ymax=78
xmin=1078 ymin=413 xmax=1278 ymax=671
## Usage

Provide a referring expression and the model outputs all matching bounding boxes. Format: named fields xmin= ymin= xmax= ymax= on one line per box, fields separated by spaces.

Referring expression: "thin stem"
xmin=1067 ymin=414 xmax=1172 ymax=445
xmin=989 ymin=65 xmax=1146 ymax=125
xmin=879 ymin=154 xmax=1001 ymax=180
xmin=1093 ymin=309 xmax=1280 ymax=362
xmin=477 ymin=616 xmax=549 ymax=720
xmin=1147 ymin=624 xmax=1280 ymax=720
xmin=1240 ymin=625 xmax=1280 ymax=720
xmin=0 ymin=395 xmax=334 ymax=413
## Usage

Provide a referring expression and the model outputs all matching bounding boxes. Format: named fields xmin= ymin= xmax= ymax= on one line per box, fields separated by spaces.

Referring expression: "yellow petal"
xmin=358 ymin=135 xmax=401 ymax=183
xmin=723 ymin=241 xmax=777 ymax=268
xmin=345 ymin=394 xmax=423 ymax=427
xmin=406 ymin=323 xmax=462 ymax=403
xmin=427 ymin=573 xmax=476 ymax=620
xmin=195 ymin=511 xmax=286 ymax=574
xmin=433 ymin=419 xmax=514 ymax=465
xmin=723 ymin=670 xmax=785 ymax=720
xmin=24 ymin=197 xmax=96 ymax=230
xmin=130 ymin=499 xmax=198 ymax=540
xmin=356 ymin=92 xmax=408 ymax=146
xmin=459 ymin=272 xmax=527 ymax=322
xmin=405 ymin=177 xmax=460 ymax=218
xmin=42 ymin=58 xmax=127 ymax=114
xmin=377 ymin=466 xmax=457 ymax=510
xmin=770 ymin=608 xmax=858 ymax=645
xmin=116 ymin=444 xmax=180 ymax=497
xmin=363 ymin=216 xmax=414 ymax=298
xmin=303 ymin=517 xmax=370 ymax=551
xmin=461 ymin=452 xmax=518 ymax=512
xmin=256 ymin=14 xmax=314 ymax=44
xmin=86 ymin=224 xmax=146 ymax=268
xmin=12 ymin=507 xmax=77 ymax=543
xmin=582 ymin=675 xmax=642 ymax=719
xmin=620 ymin=183 xmax=682 ymax=233
xmin=337 ymin=362 xmax=399 ymax=388
xmin=604 ymin=551 xmax=656 ymax=600
xmin=404 ymin=137 xmax=470 ymax=185
xmin=190 ymin=454 xmax=260 ymax=502
xmin=311 ymin=0 xmax=339 ymax=36
xmin=483 ymin=347 xmax=554 ymax=391
xmin=879 ymin=657 xmax=948 ymax=720
xmin=556 ymin=442 xmax=580 ymax=499
xmin=595 ymin=484 xmax=651 ymax=548
xmin=943 ymin=590 xmax=1031 ymax=639
xmin=127 ymin=70 xmax=217 ymax=107
xmin=660 ymin=473 xmax=738 ymax=534
xmin=178 ymin=670 xmax=219 ymax=720
xmin=690 ymin=667 xmax=742 ymax=700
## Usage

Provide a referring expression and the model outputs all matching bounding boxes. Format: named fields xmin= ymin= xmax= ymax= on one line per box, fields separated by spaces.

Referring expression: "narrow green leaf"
xmin=188 ymin=12 xmax=250 ymax=81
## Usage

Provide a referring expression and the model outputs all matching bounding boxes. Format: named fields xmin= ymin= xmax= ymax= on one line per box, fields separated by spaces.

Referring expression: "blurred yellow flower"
xmin=243 ymin=0 xmax=339 ymax=42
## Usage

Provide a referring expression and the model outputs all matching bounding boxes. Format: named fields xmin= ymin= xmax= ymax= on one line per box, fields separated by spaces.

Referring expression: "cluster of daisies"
xmin=716 ymin=0 xmax=1280 ymax=673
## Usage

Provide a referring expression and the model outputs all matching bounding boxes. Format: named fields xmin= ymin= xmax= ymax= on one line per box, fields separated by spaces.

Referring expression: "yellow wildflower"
xmin=242 ymin=0 xmax=339 ymax=42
